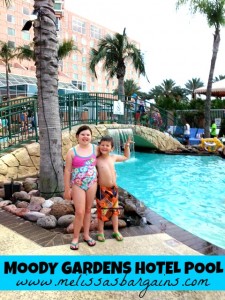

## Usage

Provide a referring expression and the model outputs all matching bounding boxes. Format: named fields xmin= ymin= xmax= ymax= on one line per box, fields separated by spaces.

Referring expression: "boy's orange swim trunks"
xmin=96 ymin=185 xmax=119 ymax=222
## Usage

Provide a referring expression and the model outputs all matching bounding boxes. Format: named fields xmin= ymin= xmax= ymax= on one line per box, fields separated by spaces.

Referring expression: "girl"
xmin=64 ymin=125 xmax=98 ymax=250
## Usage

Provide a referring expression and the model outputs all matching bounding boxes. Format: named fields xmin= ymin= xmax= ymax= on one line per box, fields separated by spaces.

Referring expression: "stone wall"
xmin=0 ymin=124 xmax=184 ymax=181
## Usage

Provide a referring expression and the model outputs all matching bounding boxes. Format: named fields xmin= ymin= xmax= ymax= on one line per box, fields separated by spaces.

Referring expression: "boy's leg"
xmin=97 ymin=219 xmax=105 ymax=242
xmin=112 ymin=215 xmax=119 ymax=233
xmin=112 ymin=215 xmax=123 ymax=241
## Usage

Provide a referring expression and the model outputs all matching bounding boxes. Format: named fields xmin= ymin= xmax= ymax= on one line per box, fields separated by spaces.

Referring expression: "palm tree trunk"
xmin=34 ymin=0 xmax=64 ymax=197
xmin=204 ymin=27 xmax=220 ymax=138
xmin=5 ymin=58 xmax=10 ymax=100
xmin=118 ymin=77 xmax=125 ymax=99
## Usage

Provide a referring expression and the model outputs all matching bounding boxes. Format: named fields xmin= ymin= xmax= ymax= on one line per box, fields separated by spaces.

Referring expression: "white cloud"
xmin=65 ymin=0 xmax=225 ymax=92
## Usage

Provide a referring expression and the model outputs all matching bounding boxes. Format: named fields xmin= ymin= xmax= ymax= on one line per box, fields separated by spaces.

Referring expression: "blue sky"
xmin=65 ymin=0 xmax=225 ymax=92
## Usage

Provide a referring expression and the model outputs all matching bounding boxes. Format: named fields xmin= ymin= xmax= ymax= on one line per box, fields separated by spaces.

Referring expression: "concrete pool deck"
xmin=0 ymin=211 xmax=225 ymax=300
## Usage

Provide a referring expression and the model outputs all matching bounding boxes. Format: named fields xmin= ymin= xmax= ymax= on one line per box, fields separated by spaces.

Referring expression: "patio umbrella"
xmin=194 ymin=79 xmax=225 ymax=97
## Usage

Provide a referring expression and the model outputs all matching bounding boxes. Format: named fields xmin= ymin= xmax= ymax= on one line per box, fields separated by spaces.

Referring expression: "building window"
xmin=8 ymin=5 xmax=15 ymax=10
xmin=8 ymin=41 xmax=15 ymax=48
xmin=54 ymin=3 xmax=62 ymax=11
xmin=90 ymin=25 xmax=102 ymax=39
xmin=82 ymin=75 xmax=86 ymax=82
xmin=72 ymin=17 xmax=86 ymax=34
xmin=23 ymin=7 xmax=30 ymax=15
xmin=82 ymin=48 xmax=86 ymax=54
xmin=81 ymin=38 xmax=86 ymax=45
xmin=91 ymin=86 xmax=94 ymax=91
xmin=7 ymin=27 xmax=15 ymax=36
xmin=7 ymin=14 xmax=15 ymax=23
xmin=72 ymin=80 xmax=87 ymax=91
xmin=90 ymin=40 xmax=94 ymax=47
xmin=82 ymin=57 xmax=86 ymax=63
xmin=73 ymin=55 xmax=78 ymax=61
xmin=56 ymin=17 xmax=61 ymax=31
xmin=73 ymin=64 xmax=78 ymax=71
xmin=22 ymin=31 xmax=30 ymax=41
xmin=73 ymin=74 xmax=78 ymax=80
xmin=72 ymin=35 xmax=77 ymax=42
xmin=82 ymin=66 xmax=86 ymax=73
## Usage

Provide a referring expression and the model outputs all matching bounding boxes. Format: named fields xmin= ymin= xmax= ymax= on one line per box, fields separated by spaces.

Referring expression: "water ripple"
xmin=116 ymin=153 xmax=225 ymax=249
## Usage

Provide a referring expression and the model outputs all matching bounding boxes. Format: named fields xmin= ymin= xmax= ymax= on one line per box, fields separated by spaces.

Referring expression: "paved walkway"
xmin=0 ymin=222 xmax=225 ymax=300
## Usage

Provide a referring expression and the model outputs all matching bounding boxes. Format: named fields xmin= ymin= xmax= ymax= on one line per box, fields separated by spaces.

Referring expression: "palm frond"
xmin=58 ymin=39 xmax=79 ymax=60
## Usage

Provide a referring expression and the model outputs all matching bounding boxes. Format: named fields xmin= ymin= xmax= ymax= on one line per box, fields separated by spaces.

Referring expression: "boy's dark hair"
xmin=99 ymin=135 xmax=114 ymax=147
xmin=76 ymin=125 xmax=92 ymax=136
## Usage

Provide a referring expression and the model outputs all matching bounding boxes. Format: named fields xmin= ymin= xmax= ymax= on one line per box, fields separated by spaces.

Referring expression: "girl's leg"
xmin=71 ymin=185 xmax=86 ymax=244
xmin=83 ymin=182 xmax=97 ymax=242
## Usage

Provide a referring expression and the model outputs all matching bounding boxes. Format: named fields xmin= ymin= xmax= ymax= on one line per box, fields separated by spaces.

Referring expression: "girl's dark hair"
xmin=76 ymin=125 xmax=92 ymax=136
xmin=99 ymin=135 xmax=114 ymax=147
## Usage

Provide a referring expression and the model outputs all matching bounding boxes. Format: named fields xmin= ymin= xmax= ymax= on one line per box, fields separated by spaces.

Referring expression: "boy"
xmin=96 ymin=135 xmax=132 ymax=242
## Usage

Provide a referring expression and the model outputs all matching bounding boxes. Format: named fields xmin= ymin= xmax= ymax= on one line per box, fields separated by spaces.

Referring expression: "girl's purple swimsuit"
xmin=71 ymin=145 xmax=97 ymax=191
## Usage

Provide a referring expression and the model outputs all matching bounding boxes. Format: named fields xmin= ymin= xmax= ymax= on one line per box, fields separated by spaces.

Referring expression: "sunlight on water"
xmin=116 ymin=153 xmax=225 ymax=249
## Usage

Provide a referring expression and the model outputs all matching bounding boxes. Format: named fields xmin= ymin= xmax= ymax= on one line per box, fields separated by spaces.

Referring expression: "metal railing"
xmin=0 ymin=96 xmax=38 ymax=153
xmin=0 ymin=93 xmax=174 ymax=153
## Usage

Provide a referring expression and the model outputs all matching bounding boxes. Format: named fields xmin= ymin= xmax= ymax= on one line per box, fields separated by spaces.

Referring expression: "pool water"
xmin=115 ymin=152 xmax=225 ymax=249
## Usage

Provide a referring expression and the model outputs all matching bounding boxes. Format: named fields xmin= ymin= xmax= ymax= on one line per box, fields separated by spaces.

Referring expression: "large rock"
xmin=30 ymin=196 xmax=45 ymax=206
xmin=12 ymin=191 xmax=31 ymax=202
xmin=50 ymin=202 xmax=74 ymax=219
xmin=37 ymin=215 xmax=57 ymax=229
xmin=24 ymin=211 xmax=45 ymax=222
xmin=3 ymin=204 xmax=17 ymax=214
xmin=57 ymin=214 xmax=75 ymax=227
xmin=15 ymin=207 xmax=30 ymax=217
xmin=15 ymin=201 xmax=29 ymax=208
xmin=0 ymin=200 xmax=12 ymax=207
xmin=23 ymin=179 xmax=38 ymax=192
xmin=42 ymin=199 xmax=54 ymax=208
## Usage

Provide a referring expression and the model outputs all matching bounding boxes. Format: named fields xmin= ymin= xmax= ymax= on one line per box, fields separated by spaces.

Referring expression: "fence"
xmin=0 ymin=93 xmax=174 ymax=153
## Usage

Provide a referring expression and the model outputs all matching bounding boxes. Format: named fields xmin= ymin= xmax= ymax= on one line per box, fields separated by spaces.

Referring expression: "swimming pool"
xmin=115 ymin=153 xmax=225 ymax=249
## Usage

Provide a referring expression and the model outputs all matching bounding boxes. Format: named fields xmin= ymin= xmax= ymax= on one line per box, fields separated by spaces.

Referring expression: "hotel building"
xmin=0 ymin=0 xmax=140 ymax=98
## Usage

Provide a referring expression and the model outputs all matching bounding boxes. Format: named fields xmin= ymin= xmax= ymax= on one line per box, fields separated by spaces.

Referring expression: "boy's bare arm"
xmin=116 ymin=136 xmax=133 ymax=162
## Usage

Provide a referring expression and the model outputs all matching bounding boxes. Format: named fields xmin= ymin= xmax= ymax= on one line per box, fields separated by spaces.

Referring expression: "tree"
xmin=113 ymin=79 xmax=140 ymax=97
xmin=176 ymin=0 xmax=225 ymax=137
xmin=214 ymin=74 xmax=225 ymax=82
xmin=149 ymin=79 xmax=188 ymax=110
xmin=18 ymin=38 xmax=79 ymax=70
xmin=89 ymin=28 xmax=147 ymax=97
xmin=185 ymin=78 xmax=204 ymax=100
xmin=32 ymin=0 xmax=64 ymax=197
xmin=0 ymin=42 xmax=20 ymax=100
xmin=2 ymin=0 xmax=11 ymax=7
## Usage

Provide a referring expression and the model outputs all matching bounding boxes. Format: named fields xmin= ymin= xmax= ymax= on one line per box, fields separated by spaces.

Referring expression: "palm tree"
xmin=2 ymin=0 xmax=11 ymax=7
xmin=185 ymin=78 xmax=204 ymax=100
xmin=89 ymin=28 xmax=147 ymax=98
xmin=31 ymin=0 xmax=64 ymax=197
xmin=214 ymin=74 xmax=225 ymax=82
xmin=18 ymin=38 xmax=79 ymax=71
xmin=0 ymin=42 xmax=22 ymax=100
xmin=149 ymin=79 xmax=188 ymax=110
xmin=1 ymin=0 xmax=76 ymax=197
xmin=176 ymin=0 xmax=225 ymax=137
xmin=113 ymin=79 xmax=140 ymax=97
